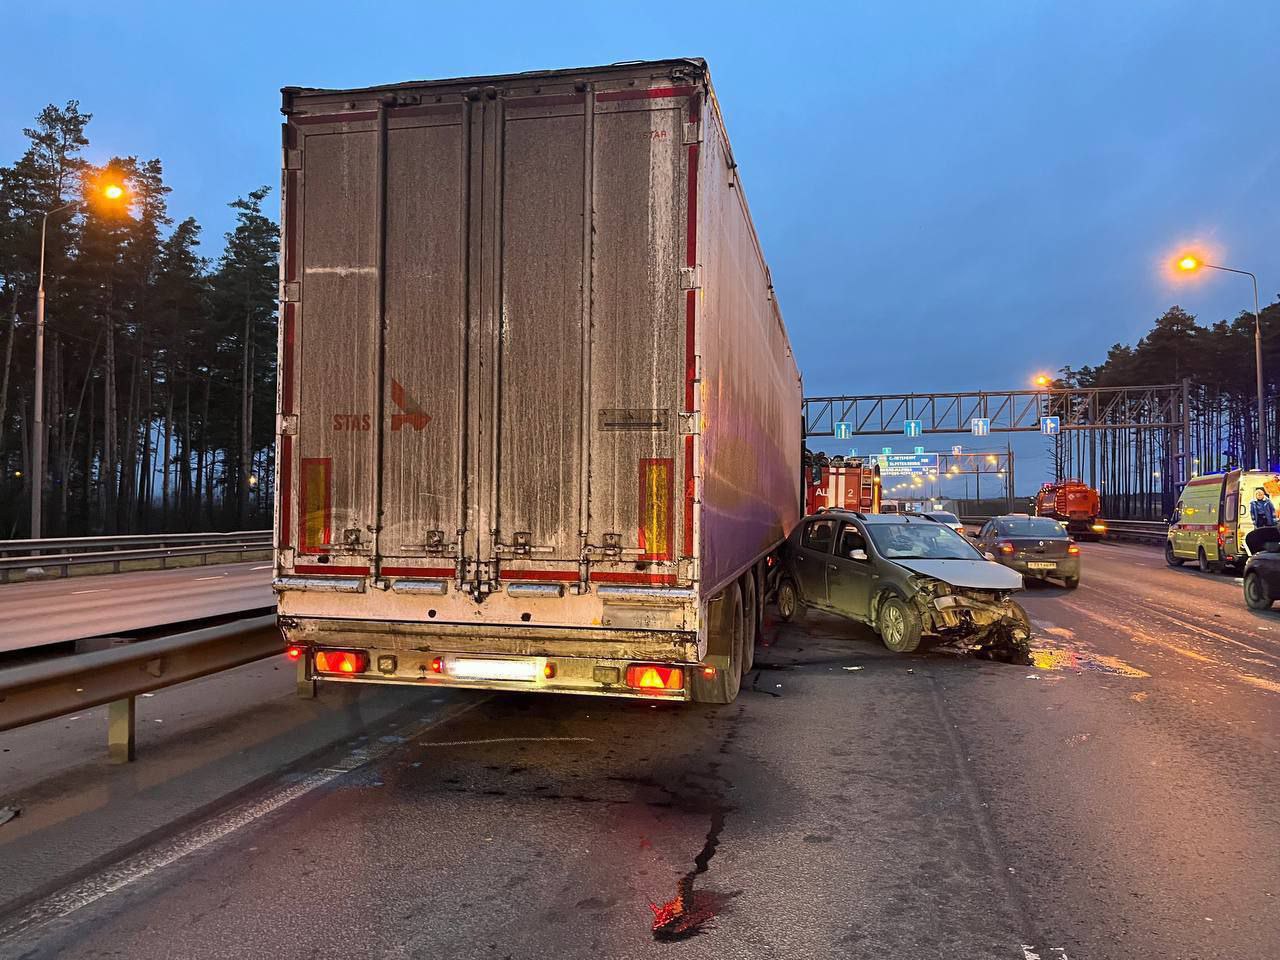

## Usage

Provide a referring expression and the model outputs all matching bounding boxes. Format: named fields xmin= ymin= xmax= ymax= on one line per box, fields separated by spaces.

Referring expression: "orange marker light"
xmin=286 ymin=645 xmax=304 ymax=661
xmin=543 ymin=663 xmax=556 ymax=679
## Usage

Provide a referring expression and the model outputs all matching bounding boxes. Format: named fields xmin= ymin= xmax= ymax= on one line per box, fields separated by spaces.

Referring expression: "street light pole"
xmin=1179 ymin=257 xmax=1266 ymax=469
xmin=30 ymin=200 xmax=78 ymax=539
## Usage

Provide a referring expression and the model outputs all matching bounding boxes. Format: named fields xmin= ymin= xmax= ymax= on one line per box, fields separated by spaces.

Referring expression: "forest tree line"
xmin=0 ymin=102 xmax=277 ymax=538
xmin=1049 ymin=301 xmax=1280 ymax=518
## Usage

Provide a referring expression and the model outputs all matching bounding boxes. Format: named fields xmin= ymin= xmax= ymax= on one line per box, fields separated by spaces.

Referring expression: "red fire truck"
xmin=805 ymin=454 xmax=881 ymax=515
xmin=1034 ymin=480 xmax=1104 ymax=538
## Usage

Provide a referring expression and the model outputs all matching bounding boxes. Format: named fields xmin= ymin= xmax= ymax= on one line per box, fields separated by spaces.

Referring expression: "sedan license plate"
xmin=1027 ymin=561 xmax=1056 ymax=570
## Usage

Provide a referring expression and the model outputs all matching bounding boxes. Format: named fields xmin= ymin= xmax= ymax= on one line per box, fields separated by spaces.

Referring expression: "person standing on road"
xmin=1250 ymin=489 xmax=1277 ymax=528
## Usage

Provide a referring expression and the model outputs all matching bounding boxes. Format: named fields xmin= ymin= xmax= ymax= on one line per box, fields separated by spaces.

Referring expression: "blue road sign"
xmin=904 ymin=419 xmax=923 ymax=438
xmin=971 ymin=418 xmax=990 ymax=437
xmin=835 ymin=421 xmax=852 ymax=439
xmin=1041 ymin=416 xmax=1061 ymax=436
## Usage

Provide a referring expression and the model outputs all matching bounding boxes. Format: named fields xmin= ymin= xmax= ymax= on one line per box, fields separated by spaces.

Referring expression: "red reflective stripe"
xmin=380 ymin=566 xmax=455 ymax=578
xmin=503 ymin=569 xmax=578 ymax=582
xmin=292 ymin=111 xmax=378 ymax=125
xmin=590 ymin=571 xmax=679 ymax=585
xmin=596 ymin=86 xmax=694 ymax=102
xmin=683 ymin=434 xmax=695 ymax=557
xmin=293 ymin=564 xmax=369 ymax=576
xmin=284 ymin=170 xmax=298 ymax=282
xmin=683 ymin=97 xmax=700 ymax=560
xmin=281 ymin=303 xmax=296 ymax=414
xmin=278 ymin=435 xmax=293 ymax=548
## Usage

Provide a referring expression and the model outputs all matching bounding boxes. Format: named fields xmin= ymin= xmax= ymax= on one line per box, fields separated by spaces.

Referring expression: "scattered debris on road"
xmin=0 ymin=806 xmax=20 ymax=827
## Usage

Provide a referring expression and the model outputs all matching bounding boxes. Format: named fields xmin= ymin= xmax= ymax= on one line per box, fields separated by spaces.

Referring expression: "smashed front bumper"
xmin=924 ymin=592 xmax=1032 ymax=663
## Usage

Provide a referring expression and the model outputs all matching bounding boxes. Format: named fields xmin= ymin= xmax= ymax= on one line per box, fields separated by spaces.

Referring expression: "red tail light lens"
xmin=285 ymin=645 xmax=304 ymax=661
xmin=314 ymin=649 xmax=369 ymax=674
xmin=625 ymin=664 xmax=685 ymax=692
xmin=543 ymin=663 xmax=556 ymax=679
xmin=430 ymin=657 xmax=444 ymax=674
xmin=1067 ymin=544 xmax=1080 ymax=555
xmin=997 ymin=541 xmax=1015 ymax=554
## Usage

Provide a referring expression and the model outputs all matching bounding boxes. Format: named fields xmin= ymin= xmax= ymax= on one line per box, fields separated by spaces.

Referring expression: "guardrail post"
xmin=108 ymin=697 xmax=136 ymax=763
xmin=296 ymin=659 xmax=316 ymax=699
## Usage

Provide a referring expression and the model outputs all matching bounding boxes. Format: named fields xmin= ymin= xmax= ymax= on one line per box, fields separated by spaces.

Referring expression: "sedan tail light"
xmin=996 ymin=541 xmax=1015 ymax=555
xmin=1067 ymin=543 xmax=1080 ymax=555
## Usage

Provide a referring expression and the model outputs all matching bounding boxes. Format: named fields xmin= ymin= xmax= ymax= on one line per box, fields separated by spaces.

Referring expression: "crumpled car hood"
xmin=892 ymin=558 xmax=1023 ymax=590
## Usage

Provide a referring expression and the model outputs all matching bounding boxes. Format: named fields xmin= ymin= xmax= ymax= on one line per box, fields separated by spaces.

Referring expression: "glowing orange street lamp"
xmin=31 ymin=176 xmax=129 ymax=537
xmin=1176 ymin=252 xmax=1265 ymax=468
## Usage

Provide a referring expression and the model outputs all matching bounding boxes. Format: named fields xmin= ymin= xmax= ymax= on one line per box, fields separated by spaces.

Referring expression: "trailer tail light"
xmin=1067 ymin=543 xmax=1080 ymax=555
xmin=700 ymin=665 xmax=716 ymax=679
xmin=1091 ymin=523 xmax=1107 ymax=533
xmin=285 ymin=645 xmax=304 ymax=661
xmin=314 ymin=649 xmax=369 ymax=674
xmin=430 ymin=657 xmax=444 ymax=674
xmin=625 ymin=664 xmax=684 ymax=692
xmin=996 ymin=541 xmax=1015 ymax=555
xmin=543 ymin=662 xmax=556 ymax=679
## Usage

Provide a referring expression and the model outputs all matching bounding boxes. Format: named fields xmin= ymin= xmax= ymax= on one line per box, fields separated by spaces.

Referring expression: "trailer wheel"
xmin=741 ymin=571 xmax=757 ymax=673
xmin=691 ymin=582 xmax=744 ymax=705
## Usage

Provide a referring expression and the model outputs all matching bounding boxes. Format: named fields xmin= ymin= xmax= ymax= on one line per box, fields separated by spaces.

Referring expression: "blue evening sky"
xmin=5 ymin=1 xmax=1277 ymax=493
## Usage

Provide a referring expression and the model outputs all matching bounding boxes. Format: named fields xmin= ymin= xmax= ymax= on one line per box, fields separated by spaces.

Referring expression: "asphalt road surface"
xmin=0 ymin=562 xmax=274 ymax=654
xmin=0 ymin=541 xmax=1277 ymax=959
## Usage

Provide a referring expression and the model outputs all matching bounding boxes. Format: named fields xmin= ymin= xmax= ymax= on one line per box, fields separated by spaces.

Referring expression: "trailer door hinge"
xmin=282 ymin=280 xmax=300 ymax=303
xmin=278 ymin=413 xmax=299 ymax=437
xmin=679 ymin=412 xmax=698 ymax=435
xmin=679 ymin=266 xmax=701 ymax=290
xmin=683 ymin=121 xmax=702 ymax=145
xmin=284 ymin=148 xmax=302 ymax=170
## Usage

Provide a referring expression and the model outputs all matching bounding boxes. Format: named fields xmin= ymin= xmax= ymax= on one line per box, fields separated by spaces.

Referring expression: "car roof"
xmin=806 ymin=510 xmax=929 ymax=525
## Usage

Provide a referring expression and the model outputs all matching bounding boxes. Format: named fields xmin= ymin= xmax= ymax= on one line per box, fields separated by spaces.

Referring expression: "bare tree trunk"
xmin=162 ymin=365 xmax=174 ymax=531
xmin=239 ymin=309 xmax=253 ymax=528
xmin=103 ymin=306 xmax=118 ymax=534
xmin=0 ymin=288 xmax=17 ymax=455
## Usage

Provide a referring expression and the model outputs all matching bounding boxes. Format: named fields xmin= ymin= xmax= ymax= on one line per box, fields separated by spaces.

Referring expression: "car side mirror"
xmin=983 ymin=552 xmax=996 ymax=561
xmin=849 ymin=549 xmax=868 ymax=561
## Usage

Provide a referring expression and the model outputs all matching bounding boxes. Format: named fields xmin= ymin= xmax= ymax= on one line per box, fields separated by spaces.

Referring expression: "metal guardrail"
xmin=959 ymin=516 xmax=1167 ymax=544
xmin=0 ymin=531 xmax=272 ymax=583
xmin=0 ymin=616 xmax=283 ymax=762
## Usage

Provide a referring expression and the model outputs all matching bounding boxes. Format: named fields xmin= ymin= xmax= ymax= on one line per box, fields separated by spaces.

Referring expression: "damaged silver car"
xmin=776 ymin=510 xmax=1032 ymax=662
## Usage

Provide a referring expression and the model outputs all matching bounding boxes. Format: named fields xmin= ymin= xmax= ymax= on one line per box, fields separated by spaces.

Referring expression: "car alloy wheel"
xmin=882 ymin=604 xmax=904 ymax=646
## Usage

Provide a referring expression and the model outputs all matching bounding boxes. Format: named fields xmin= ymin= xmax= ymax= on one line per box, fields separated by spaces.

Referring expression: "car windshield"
xmin=865 ymin=521 xmax=984 ymax=560
xmin=995 ymin=517 xmax=1067 ymax=537
xmin=927 ymin=512 xmax=960 ymax=524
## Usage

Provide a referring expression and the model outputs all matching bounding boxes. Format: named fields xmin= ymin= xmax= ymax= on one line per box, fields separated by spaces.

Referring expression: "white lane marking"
xmin=71 ymin=589 xmax=109 ymax=595
xmin=419 ymin=736 xmax=594 ymax=748
xmin=251 ymin=565 xmax=272 ymax=571
xmin=192 ymin=575 xmax=226 ymax=581
xmin=0 ymin=697 xmax=486 ymax=944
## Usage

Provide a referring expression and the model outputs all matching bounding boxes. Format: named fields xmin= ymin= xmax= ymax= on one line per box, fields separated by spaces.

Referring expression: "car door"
xmin=974 ymin=521 xmax=993 ymax=555
xmin=827 ymin=521 xmax=875 ymax=622
xmin=793 ymin=517 xmax=838 ymax=607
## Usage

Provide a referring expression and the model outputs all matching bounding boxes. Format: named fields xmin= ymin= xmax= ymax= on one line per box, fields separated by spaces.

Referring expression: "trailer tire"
xmin=741 ymin=571 xmax=757 ymax=673
xmin=691 ymin=583 xmax=744 ymax=705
